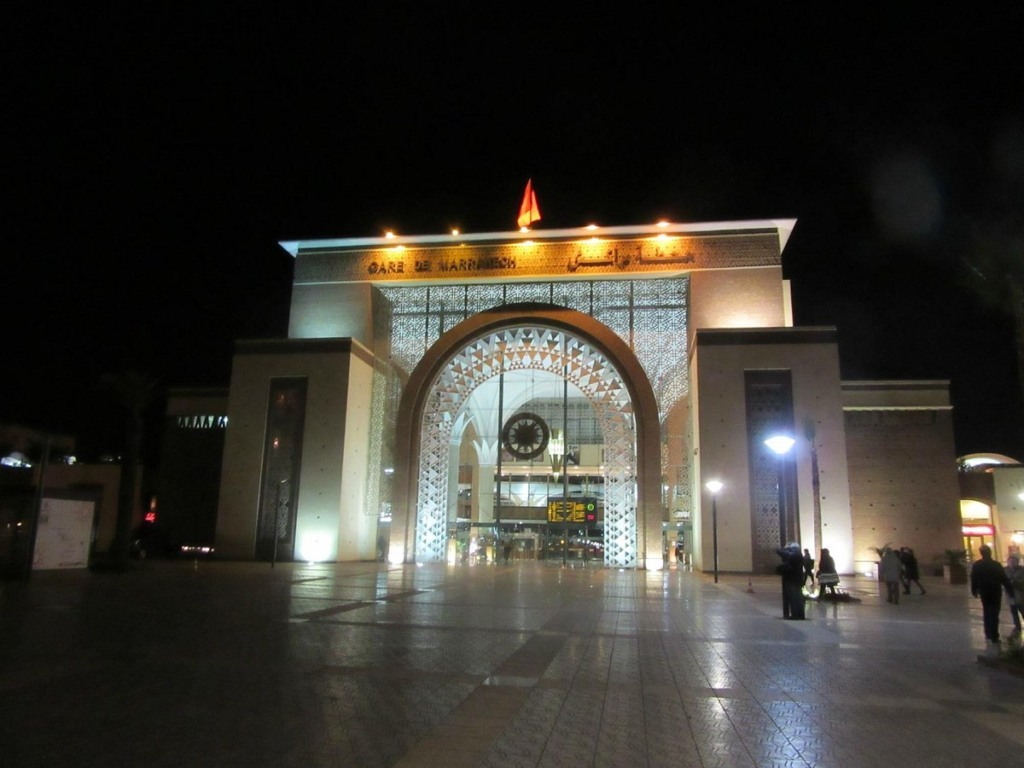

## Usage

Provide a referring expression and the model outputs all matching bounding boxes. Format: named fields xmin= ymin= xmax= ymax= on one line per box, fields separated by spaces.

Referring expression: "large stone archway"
xmin=391 ymin=303 xmax=663 ymax=568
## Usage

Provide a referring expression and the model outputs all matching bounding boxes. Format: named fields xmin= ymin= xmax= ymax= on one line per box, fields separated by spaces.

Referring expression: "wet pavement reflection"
xmin=1 ymin=560 xmax=1022 ymax=767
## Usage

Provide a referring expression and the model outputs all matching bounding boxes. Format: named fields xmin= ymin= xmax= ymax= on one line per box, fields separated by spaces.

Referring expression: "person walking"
xmin=879 ymin=547 xmax=903 ymax=604
xmin=1005 ymin=554 xmax=1024 ymax=639
xmin=802 ymin=548 xmax=815 ymax=590
xmin=816 ymin=548 xmax=840 ymax=598
xmin=970 ymin=544 xmax=1011 ymax=643
xmin=897 ymin=547 xmax=911 ymax=593
xmin=899 ymin=547 xmax=926 ymax=595
xmin=776 ymin=543 xmax=805 ymax=620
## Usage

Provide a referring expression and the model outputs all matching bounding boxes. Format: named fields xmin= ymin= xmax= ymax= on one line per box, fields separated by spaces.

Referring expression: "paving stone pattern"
xmin=1 ymin=561 xmax=1022 ymax=767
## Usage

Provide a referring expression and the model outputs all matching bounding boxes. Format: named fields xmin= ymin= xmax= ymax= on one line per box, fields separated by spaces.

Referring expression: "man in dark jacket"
xmin=776 ymin=543 xmax=805 ymax=620
xmin=970 ymin=544 xmax=1011 ymax=643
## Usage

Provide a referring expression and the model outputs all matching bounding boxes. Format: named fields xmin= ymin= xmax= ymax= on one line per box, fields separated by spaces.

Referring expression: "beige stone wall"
xmin=844 ymin=404 xmax=961 ymax=575
xmin=693 ymin=328 xmax=854 ymax=573
xmin=688 ymin=266 xmax=788 ymax=344
xmin=216 ymin=338 xmax=378 ymax=561
xmin=663 ymin=395 xmax=691 ymax=545
xmin=288 ymin=283 xmax=389 ymax=353
xmin=335 ymin=350 xmax=376 ymax=560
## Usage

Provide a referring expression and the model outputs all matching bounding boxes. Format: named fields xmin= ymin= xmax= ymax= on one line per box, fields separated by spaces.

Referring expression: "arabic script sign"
xmin=294 ymin=231 xmax=780 ymax=284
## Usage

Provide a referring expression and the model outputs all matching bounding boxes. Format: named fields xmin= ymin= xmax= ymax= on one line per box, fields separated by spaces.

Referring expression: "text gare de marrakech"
xmin=367 ymin=255 xmax=516 ymax=275
xmin=363 ymin=245 xmax=696 ymax=276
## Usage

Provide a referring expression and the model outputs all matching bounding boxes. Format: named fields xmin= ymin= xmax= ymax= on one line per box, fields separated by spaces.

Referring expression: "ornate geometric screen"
xmin=380 ymin=278 xmax=689 ymax=568
xmin=380 ymin=278 xmax=688 ymax=420
xmin=416 ymin=327 xmax=639 ymax=567
xmin=745 ymin=370 xmax=797 ymax=573
xmin=255 ymin=378 xmax=307 ymax=561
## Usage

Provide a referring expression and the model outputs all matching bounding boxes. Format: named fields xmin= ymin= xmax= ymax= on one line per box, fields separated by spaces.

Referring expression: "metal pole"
xmin=496 ymin=368 xmax=504 ymax=536
xmin=712 ymin=495 xmax=719 ymax=584
xmin=777 ymin=462 xmax=788 ymax=547
xmin=563 ymin=366 xmax=570 ymax=563
xmin=271 ymin=479 xmax=285 ymax=569
xmin=561 ymin=473 xmax=568 ymax=567
xmin=810 ymin=443 xmax=822 ymax=553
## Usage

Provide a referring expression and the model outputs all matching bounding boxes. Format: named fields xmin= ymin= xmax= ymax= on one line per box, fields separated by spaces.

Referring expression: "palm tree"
xmin=99 ymin=370 xmax=160 ymax=569
xmin=958 ymin=213 xmax=1024 ymax=445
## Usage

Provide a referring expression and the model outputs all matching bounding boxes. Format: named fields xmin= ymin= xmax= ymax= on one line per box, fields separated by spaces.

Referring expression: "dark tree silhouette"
xmin=959 ymin=217 xmax=1024 ymax=451
xmin=99 ymin=370 xmax=160 ymax=569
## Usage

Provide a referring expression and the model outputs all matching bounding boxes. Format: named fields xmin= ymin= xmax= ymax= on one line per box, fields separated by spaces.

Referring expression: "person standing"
xmin=776 ymin=543 xmax=805 ymax=620
xmin=816 ymin=548 xmax=839 ymax=598
xmin=879 ymin=547 xmax=903 ymax=604
xmin=1004 ymin=554 xmax=1024 ymax=638
xmin=970 ymin=544 xmax=1011 ymax=643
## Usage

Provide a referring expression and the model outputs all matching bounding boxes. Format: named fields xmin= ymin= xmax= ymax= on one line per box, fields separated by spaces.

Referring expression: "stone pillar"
xmin=474 ymin=463 xmax=495 ymax=524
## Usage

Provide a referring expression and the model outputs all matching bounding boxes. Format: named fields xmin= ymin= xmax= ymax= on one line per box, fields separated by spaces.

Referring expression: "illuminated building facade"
xmin=212 ymin=219 xmax=962 ymax=573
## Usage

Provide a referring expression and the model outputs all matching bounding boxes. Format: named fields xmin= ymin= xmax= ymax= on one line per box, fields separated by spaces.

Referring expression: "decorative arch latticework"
xmin=380 ymin=279 xmax=688 ymax=420
xmin=416 ymin=326 xmax=639 ymax=567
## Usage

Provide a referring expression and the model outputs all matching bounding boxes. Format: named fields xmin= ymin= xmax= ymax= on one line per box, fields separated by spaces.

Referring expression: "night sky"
xmin=7 ymin=6 xmax=1024 ymax=463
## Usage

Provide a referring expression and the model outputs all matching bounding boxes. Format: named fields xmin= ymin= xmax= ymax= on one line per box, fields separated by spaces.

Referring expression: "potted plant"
xmin=936 ymin=548 xmax=968 ymax=585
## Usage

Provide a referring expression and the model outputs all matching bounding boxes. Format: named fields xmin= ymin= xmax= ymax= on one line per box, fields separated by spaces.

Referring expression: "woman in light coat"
xmin=879 ymin=547 xmax=903 ymax=605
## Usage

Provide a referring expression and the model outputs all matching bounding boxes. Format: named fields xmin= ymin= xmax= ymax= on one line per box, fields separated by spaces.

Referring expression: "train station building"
xmin=187 ymin=218 xmax=963 ymax=574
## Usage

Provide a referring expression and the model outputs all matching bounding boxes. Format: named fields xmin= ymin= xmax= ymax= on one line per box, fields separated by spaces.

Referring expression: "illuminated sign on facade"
xmin=289 ymin=226 xmax=784 ymax=286
xmin=962 ymin=524 xmax=995 ymax=536
xmin=547 ymin=498 xmax=598 ymax=523
xmin=176 ymin=415 xmax=228 ymax=430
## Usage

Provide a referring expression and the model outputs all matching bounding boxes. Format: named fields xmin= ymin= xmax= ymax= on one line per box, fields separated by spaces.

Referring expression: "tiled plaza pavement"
xmin=2 ymin=559 xmax=1022 ymax=767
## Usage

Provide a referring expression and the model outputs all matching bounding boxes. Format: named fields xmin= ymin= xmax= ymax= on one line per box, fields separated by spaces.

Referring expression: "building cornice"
xmin=694 ymin=327 xmax=838 ymax=346
xmin=234 ymin=337 xmax=375 ymax=366
xmin=280 ymin=218 xmax=797 ymax=256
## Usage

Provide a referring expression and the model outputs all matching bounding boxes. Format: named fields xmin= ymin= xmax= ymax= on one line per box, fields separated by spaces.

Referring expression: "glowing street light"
xmin=705 ymin=479 xmax=723 ymax=583
xmin=764 ymin=435 xmax=796 ymax=456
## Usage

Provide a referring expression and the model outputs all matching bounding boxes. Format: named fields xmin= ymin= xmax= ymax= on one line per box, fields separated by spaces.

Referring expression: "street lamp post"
xmin=705 ymin=479 xmax=723 ymax=583
xmin=764 ymin=435 xmax=796 ymax=546
xmin=809 ymin=440 xmax=822 ymax=554
xmin=550 ymin=429 xmax=566 ymax=566
xmin=803 ymin=421 xmax=823 ymax=556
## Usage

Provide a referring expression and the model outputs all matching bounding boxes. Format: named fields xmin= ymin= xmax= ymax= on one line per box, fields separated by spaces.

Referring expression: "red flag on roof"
xmin=517 ymin=179 xmax=541 ymax=228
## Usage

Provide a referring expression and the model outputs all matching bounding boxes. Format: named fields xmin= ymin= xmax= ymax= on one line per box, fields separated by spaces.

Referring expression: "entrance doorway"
xmin=453 ymin=365 xmax=607 ymax=565
xmin=389 ymin=303 xmax=663 ymax=569
xmin=411 ymin=323 xmax=634 ymax=565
